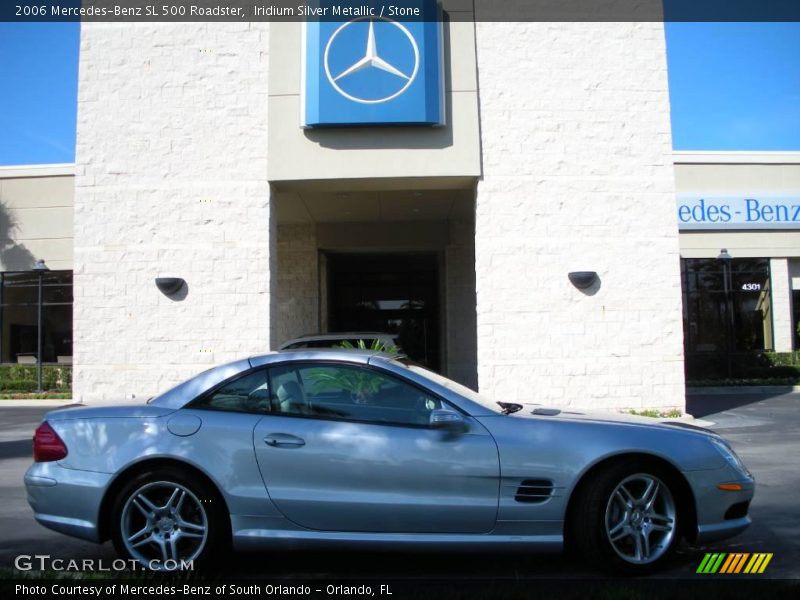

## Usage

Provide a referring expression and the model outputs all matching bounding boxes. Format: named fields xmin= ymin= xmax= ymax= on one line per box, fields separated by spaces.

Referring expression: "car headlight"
xmin=710 ymin=437 xmax=752 ymax=478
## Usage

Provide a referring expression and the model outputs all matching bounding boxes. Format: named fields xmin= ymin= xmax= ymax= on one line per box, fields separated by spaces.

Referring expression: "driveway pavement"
xmin=684 ymin=390 xmax=800 ymax=579
xmin=0 ymin=393 xmax=797 ymax=583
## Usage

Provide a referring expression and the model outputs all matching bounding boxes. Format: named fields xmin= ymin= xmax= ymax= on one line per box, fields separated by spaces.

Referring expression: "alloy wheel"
xmin=604 ymin=473 xmax=677 ymax=564
xmin=120 ymin=480 xmax=208 ymax=569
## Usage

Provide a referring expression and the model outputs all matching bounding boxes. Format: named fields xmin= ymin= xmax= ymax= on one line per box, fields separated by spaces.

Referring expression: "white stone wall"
xmin=276 ymin=223 xmax=319 ymax=346
xmin=770 ymin=258 xmax=793 ymax=352
xmin=474 ymin=23 xmax=685 ymax=410
xmin=74 ymin=23 xmax=271 ymax=403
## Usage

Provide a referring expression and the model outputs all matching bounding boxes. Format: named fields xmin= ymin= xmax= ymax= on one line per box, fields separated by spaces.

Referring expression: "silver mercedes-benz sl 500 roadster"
xmin=25 ymin=350 xmax=754 ymax=573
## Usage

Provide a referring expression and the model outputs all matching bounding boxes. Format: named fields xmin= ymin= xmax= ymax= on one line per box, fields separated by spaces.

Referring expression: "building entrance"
xmin=326 ymin=252 xmax=440 ymax=371
xmin=681 ymin=257 xmax=773 ymax=379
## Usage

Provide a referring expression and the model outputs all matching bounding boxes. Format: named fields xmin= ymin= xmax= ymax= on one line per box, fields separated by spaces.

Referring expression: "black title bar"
xmin=3 ymin=0 xmax=800 ymax=23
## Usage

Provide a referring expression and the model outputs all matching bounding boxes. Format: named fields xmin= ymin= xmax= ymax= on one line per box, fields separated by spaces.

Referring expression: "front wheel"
xmin=572 ymin=461 xmax=680 ymax=574
xmin=111 ymin=468 xmax=226 ymax=571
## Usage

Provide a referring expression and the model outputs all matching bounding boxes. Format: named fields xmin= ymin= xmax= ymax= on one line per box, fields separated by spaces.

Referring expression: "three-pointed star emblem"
xmin=333 ymin=20 xmax=411 ymax=83
xmin=323 ymin=17 xmax=420 ymax=105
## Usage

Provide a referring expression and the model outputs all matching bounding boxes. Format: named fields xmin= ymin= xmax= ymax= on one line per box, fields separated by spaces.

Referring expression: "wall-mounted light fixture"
xmin=568 ymin=271 xmax=598 ymax=290
xmin=155 ymin=277 xmax=185 ymax=297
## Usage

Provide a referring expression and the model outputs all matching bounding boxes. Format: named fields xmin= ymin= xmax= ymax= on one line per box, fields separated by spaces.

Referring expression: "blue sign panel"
xmin=302 ymin=1 xmax=444 ymax=127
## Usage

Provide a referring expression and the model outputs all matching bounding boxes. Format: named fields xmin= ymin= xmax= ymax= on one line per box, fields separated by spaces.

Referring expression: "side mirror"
xmin=429 ymin=409 xmax=468 ymax=433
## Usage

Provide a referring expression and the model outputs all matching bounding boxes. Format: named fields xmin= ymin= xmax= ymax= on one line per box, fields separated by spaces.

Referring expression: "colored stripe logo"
xmin=696 ymin=553 xmax=773 ymax=574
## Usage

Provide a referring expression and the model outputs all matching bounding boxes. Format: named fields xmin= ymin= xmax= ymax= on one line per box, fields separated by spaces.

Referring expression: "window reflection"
xmin=681 ymin=258 xmax=772 ymax=378
xmin=269 ymin=363 xmax=442 ymax=426
xmin=0 ymin=270 xmax=73 ymax=363
xmin=793 ymin=290 xmax=800 ymax=351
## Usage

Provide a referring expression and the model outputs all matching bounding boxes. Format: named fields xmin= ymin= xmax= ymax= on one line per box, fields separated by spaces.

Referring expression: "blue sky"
xmin=665 ymin=22 xmax=800 ymax=151
xmin=0 ymin=21 xmax=798 ymax=165
xmin=0 ymin=23 xmax=79 ymax=165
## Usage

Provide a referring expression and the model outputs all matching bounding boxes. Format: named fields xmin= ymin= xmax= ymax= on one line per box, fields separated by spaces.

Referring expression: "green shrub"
xmin=686 ymin=350 xmax=800 ymax=383
xmin=741 ymin=365 xmax=800 ymax=378
xmin=763 ymin=351 xmax=800 ymax=367
xmin=627 ymin=408 xmax=683 ymax=418
xmin=0 ymin=364 xmax=72 ymax=393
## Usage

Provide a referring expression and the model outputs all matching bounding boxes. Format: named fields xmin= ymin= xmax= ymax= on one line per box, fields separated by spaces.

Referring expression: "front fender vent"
xmin=515 ymin=479 xmax=553 ymax=503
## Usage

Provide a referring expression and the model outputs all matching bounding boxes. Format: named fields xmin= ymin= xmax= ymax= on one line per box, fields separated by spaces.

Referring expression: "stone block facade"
xmin=276 ymin=223 xmax=318 ymax=347
xmin=73 ymin=21 xmax=685 ymax=409
xmin=474 ymin=23 xmax=685 ymax=409
xmin=771 ymin=258 xmax=793 ymax=352
xmin=74 ymin=23 xmax=272 ymax=402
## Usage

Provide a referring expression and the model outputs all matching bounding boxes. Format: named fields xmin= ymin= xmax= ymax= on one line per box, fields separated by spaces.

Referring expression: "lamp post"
xmin=32 ymin=259 xmax=49 ymax=392
xmin=717 ymin=249 xmax=734 ymax=378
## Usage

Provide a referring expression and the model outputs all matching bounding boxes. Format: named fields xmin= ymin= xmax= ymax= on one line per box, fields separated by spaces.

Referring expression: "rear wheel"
xmin=572 ymin=461 xmax=680 ymax=574
xmin=111 ymin=468 xmax=226 ymax=571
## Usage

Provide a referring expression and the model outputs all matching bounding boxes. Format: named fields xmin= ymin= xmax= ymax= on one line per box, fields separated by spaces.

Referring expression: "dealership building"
xmin=1 ymin=14 xmax=799 ymax=409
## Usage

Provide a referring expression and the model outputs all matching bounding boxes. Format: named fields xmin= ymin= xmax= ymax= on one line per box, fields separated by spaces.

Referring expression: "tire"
xmin=571 ymin=460 xmax=681 ymax=574
xmin=110 ymin=467 xmax=228 ymax=571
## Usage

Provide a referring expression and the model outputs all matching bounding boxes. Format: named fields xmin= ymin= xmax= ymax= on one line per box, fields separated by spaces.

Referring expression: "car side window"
xmin=191 ymin=369 xmax=270 ymax=414
xmin=268 ymin=364 xmax=443 ymax=426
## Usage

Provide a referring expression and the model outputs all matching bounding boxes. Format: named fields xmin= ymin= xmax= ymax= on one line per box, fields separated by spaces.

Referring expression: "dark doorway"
xmin=326 ymin=253 xmax=440 ymax=371
xmin=681 ymin=257 xmax=773 ymax=379
xmin=793 ymin=290 xmax=800 ymax=350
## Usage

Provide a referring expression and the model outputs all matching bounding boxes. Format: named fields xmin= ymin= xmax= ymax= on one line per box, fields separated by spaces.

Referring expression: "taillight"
xmin=33 ymin=422 xmax=68 ymax=462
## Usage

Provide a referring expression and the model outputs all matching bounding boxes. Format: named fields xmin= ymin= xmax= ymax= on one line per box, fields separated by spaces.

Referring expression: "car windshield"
xmin=390 ymin=358 xmax=505 ymax=414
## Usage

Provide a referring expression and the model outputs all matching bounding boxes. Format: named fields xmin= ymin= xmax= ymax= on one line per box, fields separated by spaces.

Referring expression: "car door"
xmin=252 ymin=362 xmax=500 ymax=534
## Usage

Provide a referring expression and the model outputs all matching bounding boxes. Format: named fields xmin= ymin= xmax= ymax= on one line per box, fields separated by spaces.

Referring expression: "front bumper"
xmin=25 ymin=462 xmax=112 ymax=543
xmin=685 ymin=466 xmax=755 ymax=545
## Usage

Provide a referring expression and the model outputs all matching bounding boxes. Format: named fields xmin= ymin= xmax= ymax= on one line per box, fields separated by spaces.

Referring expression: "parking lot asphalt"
xmin=0 ymin=392 xmax=798 ymax=583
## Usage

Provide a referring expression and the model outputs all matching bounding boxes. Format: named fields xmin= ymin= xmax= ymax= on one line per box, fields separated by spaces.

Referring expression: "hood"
xmin=514 ymin=404 xmax=715 ymax=435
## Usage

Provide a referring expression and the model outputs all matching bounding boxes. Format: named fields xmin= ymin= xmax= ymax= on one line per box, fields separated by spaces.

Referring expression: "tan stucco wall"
xmin=267 ymin=19 xmax=481 ymax=183
xmin=0 ymin=165 xmax=74 ymax=271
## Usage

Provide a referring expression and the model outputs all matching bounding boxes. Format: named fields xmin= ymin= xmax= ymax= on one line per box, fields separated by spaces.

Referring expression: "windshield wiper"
xmin=497 ymin=402 xmax=523 ymax=415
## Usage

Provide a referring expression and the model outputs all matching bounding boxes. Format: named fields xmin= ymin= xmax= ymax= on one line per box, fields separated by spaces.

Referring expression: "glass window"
xmin=269 ymin=363 xmax=443 ymax=426
xmin=326 ymin=253 xmax=440 ymax=370
xmin=0 ymin=270 xmax=73 ymax=364
xmin=681 ymin=258 xmax=773 ymax=379
xmin=392 ymin=357 xmax=504 ymax=414
xmin=681 ymin=258 xmax=773 ymax=354
xmin=191 ymin=369 xmax=270 ymax=413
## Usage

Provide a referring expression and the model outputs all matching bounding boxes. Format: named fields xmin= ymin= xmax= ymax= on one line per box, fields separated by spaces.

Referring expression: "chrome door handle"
xmin=264 ymin=433 xmax=305 ymax=448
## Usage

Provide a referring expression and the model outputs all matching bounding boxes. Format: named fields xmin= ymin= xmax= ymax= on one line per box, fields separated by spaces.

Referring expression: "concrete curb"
xmin=687 ymin=385 xmax=800 ymax=395
xmin=658 ymin=414 xmax=716 ymax=428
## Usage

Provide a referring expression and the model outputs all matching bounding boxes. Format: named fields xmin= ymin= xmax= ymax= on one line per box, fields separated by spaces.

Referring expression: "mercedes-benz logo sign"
xmin=324 ymin=17 xmax=420 ymax=105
